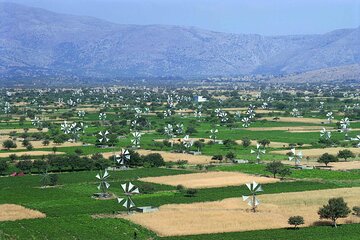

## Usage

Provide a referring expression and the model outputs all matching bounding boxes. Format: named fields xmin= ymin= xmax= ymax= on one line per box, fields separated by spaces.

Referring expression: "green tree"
xmin=318 ymin=197 xmax=351 ymax=227
xmin=2 ymin=140 xmax=17 ymax=150
xmin=258 ymin=139 xmax=270 ymax=147
xmin=143 ymin=153 xmax=165 ymax=167
xmin=0 ymin=161 xmax=8 ymax=174
xmin=33 ymin=160 xmax=48 ymax=173
xmin=242 ymin=137 xmax=251 ymax=148
xmin=265 ymin=161 xmax=289 ymax=178
xmin=225 ymin=151 xmax=236 ymax=161
xmin=318 ymin=153 xmax=338 ymax=166
xmin=337 ymin=150 xmax=355 ymax=162
xmin=16 ymin=160 xmax=33 ymax=173
xmin=288 ymin=216 xmax=304 ymax=229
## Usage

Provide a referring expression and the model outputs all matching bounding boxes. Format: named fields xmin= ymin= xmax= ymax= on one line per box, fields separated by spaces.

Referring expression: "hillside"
xmin=0 ymin=2 xmax=359 ymax=82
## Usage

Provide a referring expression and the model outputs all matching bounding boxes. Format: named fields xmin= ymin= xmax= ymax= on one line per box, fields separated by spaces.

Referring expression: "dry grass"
xmin=0 ymin=151 xmax=64 ymax=158
xmin=282 ymin=160 xmax=360 ymax=170
xmin=247 ymin=126 xmax=330 ymax=132
xmin=0 ymin=204 xmax=46 ymax=221
xmin=139 ymin=171 xmax=279 ymax=188
xmin=123 ymin=187 xmax=360 ymax=236
xmin=137 ymin=150 xmax=214 ymax=165
xmin=0 ymin=128 xmax=49 ymax=134
xmin=272 ymin=147 xmax=360 ymax=158
xmin=0 ymin=135 xmax=83 ymax=150
xmin=260 ymin=117 xmax=326 ymax=124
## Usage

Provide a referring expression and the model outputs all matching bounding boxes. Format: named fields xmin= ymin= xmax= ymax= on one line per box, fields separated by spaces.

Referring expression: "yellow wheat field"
xmin=0 ymin=204 xmax=46 ymax=221
xmin=123 ymin=187 xmax=360 ymax=236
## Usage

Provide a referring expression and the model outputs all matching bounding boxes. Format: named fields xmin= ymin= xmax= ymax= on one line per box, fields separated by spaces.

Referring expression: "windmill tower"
xmin=289 ymin=148 xmax=302 ymax=166
xmin=242 ymin=181 xmax=263 ymax=212
xmin=95 ymin=170 xmax=110 ymax=197
xmin=251 ymin=144 xmax=266 ymax=164
xmin=117 ymin=182 xmax=140 ymax=214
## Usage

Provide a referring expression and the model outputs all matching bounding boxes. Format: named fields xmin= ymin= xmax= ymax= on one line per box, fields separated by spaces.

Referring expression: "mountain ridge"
xmin=0 ymin=2 xmax=359 ymax=82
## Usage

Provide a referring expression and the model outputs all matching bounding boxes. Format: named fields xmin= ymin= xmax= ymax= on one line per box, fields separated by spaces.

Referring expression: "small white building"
xmin=194 ymin=96 xmax=207 ymax=103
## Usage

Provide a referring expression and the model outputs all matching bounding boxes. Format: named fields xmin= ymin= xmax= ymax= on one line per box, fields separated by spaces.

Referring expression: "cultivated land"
xmin=1 ymin=85 xmax=360 ymax=240
xmin=140 ymin=171 xmax=279 ymax=188
xmin=124 ymin=187 xmax=360 ymax=236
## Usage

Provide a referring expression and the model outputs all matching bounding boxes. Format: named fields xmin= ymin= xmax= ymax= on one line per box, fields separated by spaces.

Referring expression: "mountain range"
xmin=0 ymin=2 xmax=359 ymax=84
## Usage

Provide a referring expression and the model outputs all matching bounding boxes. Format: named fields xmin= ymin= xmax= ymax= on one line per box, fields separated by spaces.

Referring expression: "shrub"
xmin=353 ymin=206 xmax=360 ymax=217
xmin=176 ymin=184 xmax=185 ymax=192
xmin=288 ymin=216 xmax=304 ymax=229
xmin=184 ymin=188 xmax=198 ymax=197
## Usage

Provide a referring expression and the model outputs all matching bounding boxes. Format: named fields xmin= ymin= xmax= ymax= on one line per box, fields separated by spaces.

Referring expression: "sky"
xmin=3 ymin=0 xmax=360 ymax=35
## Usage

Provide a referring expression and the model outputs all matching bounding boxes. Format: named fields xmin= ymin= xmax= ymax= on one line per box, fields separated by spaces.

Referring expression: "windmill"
xmin=242 ymin=181 xmax=263 ymax=212
xmin=183 ymin=135 xmax=193 ymax=150
xmin=98 ymin=130 xmax=109 ymax=145
xmin=219 ymin=112 xmax=228 ymax=123
xmin=251 ymin=144 xmax=266 ymax=164
xmin=95 ymin=170 xmax=110 ymax=196
xmin=99 ymin=112 xmax=107 ymax=121
xmin=340 ymin=118 xmax=351 ymax=139
xmin=326 ymin=112 xmax=334 ymax=123
xmin=210 ymin=129 xmax=218 ymax=143
xmin=176 ymin=123 xmax=184 ymax=135
xmin=40 ymin=169 xmax=50 ymax=187
xmin=242 ymin=117 xmax=251 ymax=128
xmin=61 ymin=121 xmax=71 ymax=134
xmin=115 ymin=149 xmax=131 ymax=166
xmin=78 ymin=110 xmax=86 ymax=118
xmin=117 ymin=182 xmax=140 ymax=214
xmin=289 ymin=148 xmax=302 ymax=166
xmin=31 ymin=116 xmax=42 ymax=128
xmin=320 ymin=128 xmax=331 ymax=140
xmin=131 ymin=131 xmax=142 ymax=148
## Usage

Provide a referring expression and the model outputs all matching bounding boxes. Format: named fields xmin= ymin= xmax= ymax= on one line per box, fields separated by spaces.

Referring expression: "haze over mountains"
xmin=0 ymin=2 xmax=359 ymax=83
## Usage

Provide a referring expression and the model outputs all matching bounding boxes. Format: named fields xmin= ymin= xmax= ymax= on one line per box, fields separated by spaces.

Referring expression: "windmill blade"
xmin=242 ymin=195 xmax=249 ymax=201
xmin=122 ymin=199 xmax=129 ymax=208
xmin=246 ymin=183 xmax=252 ymax=191
xmin=252 ymin=181 xmax=258 ymax=190
xmin=256 ymin=185 xmax=263 ymax=192
xmin=105 ymin=182 xmax=110 ymax=189
xmin=131 ymin=188 xmax=140 ymax=194
xmin=250 ymin=149 xmax=255 ymax=154
xmin=97 ymin=183 xmax=101 ymax=190
xmin=254 ymin=198 xmax=260 ymax=206
xmin=128 ymin=182 xmax=135 ymax=192
xmin=291 ymin=148 xmax=296 ymax=154
xmin=247 ymin=200 xmax=253 ymax=207
xmin=103 ymin=170 xmax=109 ymax=178
xmin=128 ymin=198 xmax=135 ymax=208
xmin=117 ymin=198 xmax=124 ymax=204
xmin=121 ymin=183 xmax=127 ymax=192
xmin=95 ymin=174 xmax=101 ymax=179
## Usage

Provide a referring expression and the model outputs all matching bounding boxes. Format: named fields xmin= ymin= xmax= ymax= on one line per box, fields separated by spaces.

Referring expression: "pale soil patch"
xmin=260 ymin=117 xmax=326 ymax=124
xmin=0 ymin=204 xmax=45 ymax=221
xmin=247 ymin=126 xmax=330 ymax=132
xmin=0 ymin=136 xmax=83 ymax=150
xmin=140 ymin=171 xmax=279 ymax=188
xmin=282 ymin=160 xmax=360 ymax=170
xmin=0 ymin=151 xmax=64 ymax=158
xmin=272 ymin=147 xmax=360 ymax=158
xmin=154 ymin=138 xmax=292 ymax=148
xmin=138 ymin=150 xmax=213 ymax=165
xmin=123 ymin=187 xmax=360 ymax=236
xmin=0 ymin=128 xmax=49 ymax=134
xmin=223 ymin=108 xmax=282 ymax=113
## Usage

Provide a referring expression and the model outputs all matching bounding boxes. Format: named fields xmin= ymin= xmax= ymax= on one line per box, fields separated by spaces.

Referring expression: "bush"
xmin=142 ymin=153 xmax=165 ymax=167
xmin=242 ymin=137 xmax=251 ymax=148
xmin=139 ymin=183 xmax=156 ymax=194
xmin=288 ymin=216 xmax=304 ymax=229
xmin=49 ymin=174 xmax=59 ymax=186
xmin=176 ymin=184 xmax=185 ymax=192
xmin=0 ymin=161 xmax=8 ymax=174
xmin=184 ymin=188 xmax=198 ymax=197
xmin=212 ymin=155 xmax=223 ymax=161
xmin=353 ymin=206 xmax=360 ymax=217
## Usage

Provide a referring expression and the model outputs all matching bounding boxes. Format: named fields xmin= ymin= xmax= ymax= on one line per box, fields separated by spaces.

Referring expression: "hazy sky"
xmin=4 ymin=0 xmax=360 ymax=35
